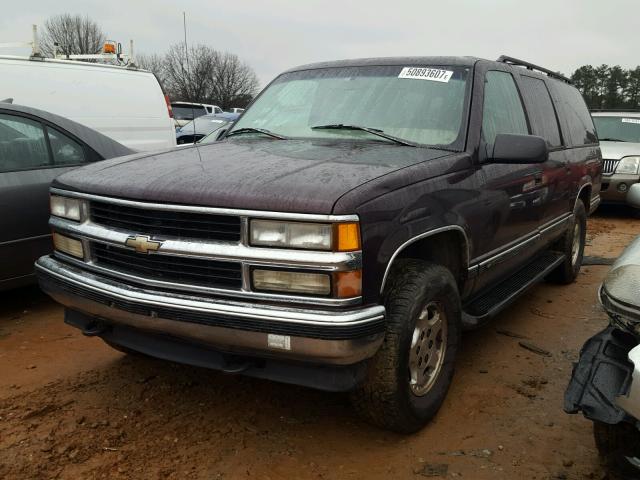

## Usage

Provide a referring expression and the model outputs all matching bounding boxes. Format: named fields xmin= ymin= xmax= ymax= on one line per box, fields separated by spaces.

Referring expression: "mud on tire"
xmin=350 ymin=259 xmax=461 ymax=433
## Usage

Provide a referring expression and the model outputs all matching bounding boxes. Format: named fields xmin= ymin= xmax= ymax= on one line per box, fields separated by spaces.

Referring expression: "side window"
xmin=47 ymin=127 xmax=87 ymax=165
xmin=0 ymin=114 xmax=50 ymax=172
xmin=482 ymin=71 xmax=529 ymax=144
xmin=550 ymin=82 xmax=598 ymax=147
xmin=520 ymin=76 xmax=562 ymax=147
xmin=215 ymin=107 xmax=223 ymax=114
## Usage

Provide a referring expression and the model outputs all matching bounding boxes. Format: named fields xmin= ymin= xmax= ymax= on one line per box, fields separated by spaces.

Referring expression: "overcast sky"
xmin=2 ymin=0 xmax=638 ymax=87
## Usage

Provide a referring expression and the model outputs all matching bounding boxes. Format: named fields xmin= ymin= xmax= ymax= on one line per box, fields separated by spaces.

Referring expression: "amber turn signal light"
xmin=334 ymin=270 xmax=362 ymax=298
xmin=334 ymin=222 xmax=361 ymax=252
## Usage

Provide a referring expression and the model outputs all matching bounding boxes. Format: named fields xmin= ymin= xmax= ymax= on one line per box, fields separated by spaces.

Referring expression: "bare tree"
xmin=155 ymin=42 xmax=259 ymax=108
xmin=40 ymin=14 xmax=106 ymax=58
xmin=163 ymin=44 xmax=217 ymax=103
xmin=208 ymin=52 xmax=259 ymax=109
xmin=136 ymin=53 xmax=166 ymax=84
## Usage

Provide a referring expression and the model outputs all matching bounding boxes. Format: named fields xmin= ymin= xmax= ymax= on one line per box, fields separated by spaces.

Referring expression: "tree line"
xmin=39 ymin=14 xmax=259 ymax=110
xmin=571 ymin=65 xmax=640 ymax=110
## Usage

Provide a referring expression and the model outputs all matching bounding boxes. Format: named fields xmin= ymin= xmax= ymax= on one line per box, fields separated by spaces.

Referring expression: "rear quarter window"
xmin=549 ymin=81 xmax=597 ymax=147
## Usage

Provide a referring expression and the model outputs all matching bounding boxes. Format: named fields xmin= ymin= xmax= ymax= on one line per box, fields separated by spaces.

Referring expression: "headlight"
xmin=253 ymin=269 xmax=331 ymax=295
xmin=250 ymin=220 xmax=360 ymax=251
xmin=616 ymin=156 xmax=640 ymax=175
xmin=53 ymin=232 xmax=84 ymax=258
xmin=50 ymin=195 xmax=84 ymax=221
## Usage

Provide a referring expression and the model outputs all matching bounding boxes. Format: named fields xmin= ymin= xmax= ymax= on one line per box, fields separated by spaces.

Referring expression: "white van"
xmin=0 ymin=55 xmax=176 ymax=152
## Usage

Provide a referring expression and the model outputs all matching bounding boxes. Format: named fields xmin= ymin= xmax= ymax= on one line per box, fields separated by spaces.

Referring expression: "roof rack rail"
xmin=496 ymin=55 xmax=572 ymax=84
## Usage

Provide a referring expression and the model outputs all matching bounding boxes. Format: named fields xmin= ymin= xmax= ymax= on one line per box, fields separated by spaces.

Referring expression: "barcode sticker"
xmin=398 ymin=67 xmax=453 ymax=83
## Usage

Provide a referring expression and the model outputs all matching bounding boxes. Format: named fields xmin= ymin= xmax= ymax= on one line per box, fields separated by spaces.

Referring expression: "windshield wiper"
xmin=311 ymin=124 xmax=417 ymax=147
xmin=226 ymin=127 xmax=288 ymax=140
xmin=599 ymin=137 xmax=628 ymax=142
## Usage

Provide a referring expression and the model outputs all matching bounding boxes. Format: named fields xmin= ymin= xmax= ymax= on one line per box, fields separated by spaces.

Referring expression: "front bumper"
xmin=36 ymin=255 xmax=385 ymax=368
xmin=600 ymin=174 xmax=640 ymax=208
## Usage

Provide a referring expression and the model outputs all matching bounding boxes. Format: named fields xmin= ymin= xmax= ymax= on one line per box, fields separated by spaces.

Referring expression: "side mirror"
xmin=489 ymin=134 xmax=548 ymax=164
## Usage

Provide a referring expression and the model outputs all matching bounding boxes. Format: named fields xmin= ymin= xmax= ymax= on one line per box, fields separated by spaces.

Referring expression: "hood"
xmin=599 ymin=141 xmax=640 ymax=160
xmin=53 ymin=139 xmax=453 ymax=214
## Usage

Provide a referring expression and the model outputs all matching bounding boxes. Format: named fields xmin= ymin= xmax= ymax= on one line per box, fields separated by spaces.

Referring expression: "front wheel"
xmin=548 ymin=199 xmax=587 ymax=284
xmin=349 ymin=259 xmax=461 ymax=433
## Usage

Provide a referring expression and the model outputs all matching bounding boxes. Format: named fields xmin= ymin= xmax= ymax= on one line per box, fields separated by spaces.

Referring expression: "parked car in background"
xmin=0 ymin=55 xmax=175 ymax=151
xmin=175 ymin=115 xmax=232 ymax=144
xmin=170 ymin=102 xmax=216 ymax=129
xmin=565 ymin=235 xmax=640 ymax=480
xmin=591 ymin=111 xmax=640 ymax=209
xmin=37 ymin=55 xmax=601 ymax=433
xmin=0 ymin=103 xmax=132 ymax=290
xmin=228 ymin=108 xmax=245 ymax=114
xmin=204 ymin=104 xmax=224 ymax=114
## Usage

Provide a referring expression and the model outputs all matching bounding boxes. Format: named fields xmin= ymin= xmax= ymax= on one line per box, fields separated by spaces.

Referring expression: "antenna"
xmin=183 ymin=11 xmax=197 ymax=146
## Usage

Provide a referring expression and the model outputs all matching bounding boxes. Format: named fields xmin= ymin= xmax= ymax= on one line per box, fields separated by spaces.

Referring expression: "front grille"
xmin=603 ymin=159 xmax=619 ymax=175
xmin=90 ymin=201 xmax=241 ymax=242
xmin=92 ymin=242 xmax=242 ymax=290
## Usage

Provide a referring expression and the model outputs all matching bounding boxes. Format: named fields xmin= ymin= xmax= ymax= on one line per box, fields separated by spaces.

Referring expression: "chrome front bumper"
xmin=36 ymin=255 xmax=385 ymax=366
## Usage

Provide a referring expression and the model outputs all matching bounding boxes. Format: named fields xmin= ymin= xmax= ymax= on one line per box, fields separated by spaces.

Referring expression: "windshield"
xmin=172 ymin=105 xmax=207 ymax=121
xmin=593 ymin=116 xmax=640 ymax=143
xmin=229 ymin=65 xmax=471 ymax=147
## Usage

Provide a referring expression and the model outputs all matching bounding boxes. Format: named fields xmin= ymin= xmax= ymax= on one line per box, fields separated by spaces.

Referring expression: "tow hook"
xmin=220 ymin=354 xmax=255 ymax=374
xmin=81 ymin=320 xmax=110 ymax=337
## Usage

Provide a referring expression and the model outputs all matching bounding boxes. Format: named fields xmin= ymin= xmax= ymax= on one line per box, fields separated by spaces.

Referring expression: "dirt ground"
xmin=1 ymin=206 xmax=639 ymax=480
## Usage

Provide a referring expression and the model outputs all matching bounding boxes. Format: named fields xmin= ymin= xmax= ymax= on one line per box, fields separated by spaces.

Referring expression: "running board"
xmin=462 ymin=252 xmax=565 ymax=329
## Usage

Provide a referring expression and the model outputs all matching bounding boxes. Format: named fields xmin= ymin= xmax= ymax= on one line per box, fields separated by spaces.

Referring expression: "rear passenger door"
xmin=478 ymin=70 xmax=543 ymax=254
xmin=518 ymin=74 xmax=568 ymax=229
xmin=0 ymin=112 xmax=92 ymax=285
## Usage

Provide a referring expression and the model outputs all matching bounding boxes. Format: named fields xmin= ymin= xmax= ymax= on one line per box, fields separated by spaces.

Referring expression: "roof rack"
xmin=496 ymin=55 xmax=572 ymax=84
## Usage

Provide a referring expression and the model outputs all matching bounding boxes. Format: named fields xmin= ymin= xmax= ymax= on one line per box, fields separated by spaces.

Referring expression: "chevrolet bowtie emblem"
xmin=124 ymin=235 xmax=162 ymax=254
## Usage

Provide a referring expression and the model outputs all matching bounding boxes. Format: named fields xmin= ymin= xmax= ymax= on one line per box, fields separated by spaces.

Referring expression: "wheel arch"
xmin=380 ymin=226 xmax=470 ymax=294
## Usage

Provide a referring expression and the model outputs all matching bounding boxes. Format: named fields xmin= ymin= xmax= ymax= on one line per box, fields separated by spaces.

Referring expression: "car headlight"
xmin=250 ymin=220 xmax=360 ymax=251
xmin=616 ymin=156 xmax=640 ymax=175
xmin=50 ymin=195 xmax=85 ymax=221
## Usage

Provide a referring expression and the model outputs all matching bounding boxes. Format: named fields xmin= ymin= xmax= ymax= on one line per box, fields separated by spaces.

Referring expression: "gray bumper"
xmin=36 ymin=255 xmax=385 ymax=366
xmin=600 ymin=174 xmax=640 ymax=207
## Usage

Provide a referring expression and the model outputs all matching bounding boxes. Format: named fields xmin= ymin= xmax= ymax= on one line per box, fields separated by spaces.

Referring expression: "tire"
xmin=548 ymin=199 xmax=587 ymax=284
xmin=594 ymin=421 xmax=640 ymax=480
xmin=350 ymin=259 xmax=461 ymax=433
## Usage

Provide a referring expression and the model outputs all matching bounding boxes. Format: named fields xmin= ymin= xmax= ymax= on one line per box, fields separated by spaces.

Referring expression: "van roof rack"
xmin=496 ymin=55 xmax=572 ymax=84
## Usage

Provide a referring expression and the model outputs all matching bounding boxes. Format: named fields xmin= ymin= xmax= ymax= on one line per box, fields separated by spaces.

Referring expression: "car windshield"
xmin=593 ymin=116 xmax=640 ymax=143
xmin=229 ymin=65 xmax=471 ymax=148
xmin=172 ymin=105 xmax=207 ymax=121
